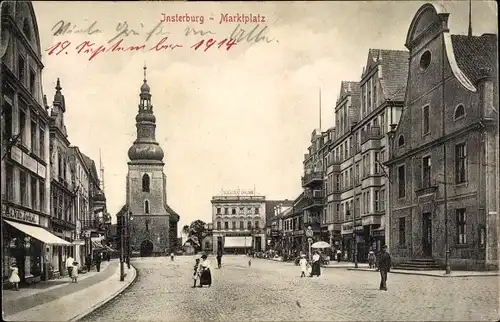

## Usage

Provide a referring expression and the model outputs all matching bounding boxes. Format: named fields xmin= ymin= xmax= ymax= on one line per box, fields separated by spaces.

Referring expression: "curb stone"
xmin=69 ymin=264 xmax=138 ymax=322
xmin=347 ymin=268 xmax=499 ymax=277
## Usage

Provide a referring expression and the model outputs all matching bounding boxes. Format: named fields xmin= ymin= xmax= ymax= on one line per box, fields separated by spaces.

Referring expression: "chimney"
xmin=476 ymin=67 xmax=495 ymax=119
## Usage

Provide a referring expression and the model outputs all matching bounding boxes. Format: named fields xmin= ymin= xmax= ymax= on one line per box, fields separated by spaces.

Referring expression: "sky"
xmin=32 ymin=1 xmax=497 ymax=232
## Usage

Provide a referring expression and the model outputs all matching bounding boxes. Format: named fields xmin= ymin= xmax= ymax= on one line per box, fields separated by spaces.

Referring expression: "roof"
xmin=365 ymin=49 xmax=409 ymax=101
xmin=264 ymin=200 xmax=294 ymax=224
xmin=451 ymin=33 xmax=498 ymax=85
xmin=80 ymin=152 xmax=100 ymax=185
xmin=165 ymin=203 xmax=180 ymax=222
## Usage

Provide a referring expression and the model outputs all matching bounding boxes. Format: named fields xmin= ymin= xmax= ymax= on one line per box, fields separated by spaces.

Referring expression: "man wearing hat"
xmin=378 ymin=245 xmax=391 ymax=291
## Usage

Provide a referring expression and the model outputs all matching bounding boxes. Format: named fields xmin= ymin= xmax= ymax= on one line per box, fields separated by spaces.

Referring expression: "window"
xmin=255 ymin=221 xmax=260 ymax=229
xmin=336 ymin=204 xmax=340 ymax=222
xmin=239 ymin=221 xmax=244 ymax=229
xmin=20 ymin=170 xmax=27 ymax=206
xmin=420 ymin=50 xmax=431 ymax=70
xmin=367 ymin=79 xmax=372 ymax=111
xmin=224 ymin=208 xmax=228 ymax=215
xmin=31 ymin=176 xmax=37 ymax=210
xmin=18 ymin=55 xmax=26 ymax=83
xmin=355 ymin=163 xmax=360 ymax=184
xmin=3 ymin=102 xmax=12 ymax=142
xmin=247 ymin=221 xmax=252 ymax=230
xmin=455 ymin=143 xmax=467 ymax=183
xmin=336 ymin=175 xmax=340 ymax=190
xmin=58 ymin=192 xmax=63 ymax=218
xmin=374 ymin=190 xmax=380 ymax=212
xmin=380 ymin=113 xmax=385 ymax=133
xmin=422 ymin=156 xmax=432 ymax=188
xmin=5 ymin=164 xmax=14 ymax=201
xmin=216 ymin=221 xmax=221 ymax=230
xmin=31 ymin=119 xmax=37 ymax=154
xmin=398 ymin=135 xmax=405 ymax=147
xmin=454 ymin=104 xmax=465 ymax=120
xmin=456 ymin=209 xmax=466 ymax=244
xmin=239 ymin=207 xmax=244 ymax=213
xmin=29 ymin=69 xmax=36 ymax=94
xmin=232 ymin=221 xmax=236 ymax=229
xmin=142 ymin=174 xmax=150 ymax=192
xmin=373 ymin=79 xmax=378 ymax=108
xmin=19 ymin=108 xmax=26 ymax=144
xmin=39 ymin=179 xmax=45 ymax=211
xmin=23 ymin=19 xmax=31 ymax=40
xmin=254 ymin=207 xmax=259 ymax=214
xmin=398 ymin=165 xmax=406 ymax=198
xmin=374 ymin=152 xmax=380 ymax=174
xmin=380 ymin=189 xmax=385 ymax=212
xmin=231 ymin=208 xmax=236 ymax=215
xmin=380 ymin=150 xmax=386 ymax=163
xmin=216 ymin=207 xmax=221 ymax=214
xmin=144 ymin=200 xmax=150 ymax=214
xmin=224 ymin=221 xmax=229 ymax=229
xmin=422 ymin=105 xmax=430 ymax=135
xmin=399 ymin=218 xmax=406 ymax=246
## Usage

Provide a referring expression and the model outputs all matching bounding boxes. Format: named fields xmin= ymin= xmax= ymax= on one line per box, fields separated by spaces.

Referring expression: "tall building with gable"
xmin=121 ymin=66 xmax=179 ymax=257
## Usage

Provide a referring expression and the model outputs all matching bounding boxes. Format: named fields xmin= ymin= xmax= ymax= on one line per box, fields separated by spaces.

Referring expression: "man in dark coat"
xmin=216 ymin=249 xmax=222 ymax=268
xmin=378 ymin=245 xmax=391 ymax=291
xmin=94 ymin=253 xmax=102 ymax=272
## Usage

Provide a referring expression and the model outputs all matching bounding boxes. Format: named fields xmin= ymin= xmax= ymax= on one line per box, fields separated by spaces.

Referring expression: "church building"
xmin=120 ymin=66 xmax=180 ymax=257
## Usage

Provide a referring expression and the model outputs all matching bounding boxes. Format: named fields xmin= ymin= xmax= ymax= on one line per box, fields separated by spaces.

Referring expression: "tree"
xmin=184 ymin=220 xmax=207 ymax=252
xmin=181 ymin=225 xmax=190 ymax=236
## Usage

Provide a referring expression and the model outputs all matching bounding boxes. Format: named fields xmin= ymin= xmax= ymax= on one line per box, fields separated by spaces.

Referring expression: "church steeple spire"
xmin=127 ymin=66 xmax=164 ymax=163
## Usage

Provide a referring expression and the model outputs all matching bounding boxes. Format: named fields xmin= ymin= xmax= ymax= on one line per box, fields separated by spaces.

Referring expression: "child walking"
xmin=9 ymin=263 xmax=20 ymax=290
xmin=299 ymin=254 xmax=308 ymax=278
xmin=192 ymin=257 xmax=200 ymax=288
xmin=71 ymin=261 xmax=79 ymax=283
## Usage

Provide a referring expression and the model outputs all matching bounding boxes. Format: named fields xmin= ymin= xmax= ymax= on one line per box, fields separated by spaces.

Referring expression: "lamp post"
xmin=306 ymin=226 xmax=313 ymax=261
xmin=120 ymin=210 xmax=133 ymax=281
xmin=350 ymin=210 xmax=358 ymax=268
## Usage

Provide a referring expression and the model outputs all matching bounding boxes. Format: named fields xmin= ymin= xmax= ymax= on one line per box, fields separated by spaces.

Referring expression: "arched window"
xmin=454 ymin=104 xmax=465 ymax=120
xmin=144 ymin=200 xmax=150 ymax=214
xmin=398 ymin=135 xmax=405 ymax=147
xmin=23 ymin=19 xmax=31 ymax=41
xmin=142 ymin=174 xmax=150 ymax=192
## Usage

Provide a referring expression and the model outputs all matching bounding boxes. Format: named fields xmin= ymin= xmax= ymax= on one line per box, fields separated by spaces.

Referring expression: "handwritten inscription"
xmin=52 ymin=20 xmax=102 ymax=36
xmin=229 ymin=24 xmax=275 ymax=44
xmin=45 ymin=37 xmax=237 ymax=61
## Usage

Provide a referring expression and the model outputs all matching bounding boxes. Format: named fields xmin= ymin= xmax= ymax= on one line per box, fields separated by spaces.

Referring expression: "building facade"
xmin=1 ymin=1 xmax=66 ymax=285
xmin=125 ymin=67 xmax=179 ymax=257
xmin=386 ymin=3 xmax=498 ymax=270
xmin=264 ymin=200 xmax=293 ymax=251
xmin=212 ymin=190 xmax=266 ymax=254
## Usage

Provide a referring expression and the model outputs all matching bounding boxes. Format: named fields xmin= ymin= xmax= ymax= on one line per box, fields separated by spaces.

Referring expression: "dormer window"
xmin=23 ymin=19 xmax=31 ymax=41
xmin=398 ymin=135 xmax=405 ymax=147
xmin=454 ymin=104 xmax=465 ymax=120
xmin=419 ymin=50 xmax=431 ymax=70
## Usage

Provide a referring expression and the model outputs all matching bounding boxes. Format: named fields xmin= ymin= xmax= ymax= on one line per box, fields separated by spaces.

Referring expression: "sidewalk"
xmin=347 ymin=267 xmax=499 ymax=277
xmin=322 ymin=262 xmax=370 ymax=268
xmin=3 ymin=259 xmax=137 ymax=321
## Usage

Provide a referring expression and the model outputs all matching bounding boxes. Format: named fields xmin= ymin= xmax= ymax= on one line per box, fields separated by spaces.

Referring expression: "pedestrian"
xmin=336 ymin=249 xmax=342 ymax=262
xmin=9 ymin=262 xmax=20 ymax=291
xmin=197 ymin=254 xmax=212 ymax=287
xmin=65 ymin=254 xmax=74 ymax=278
xmin=310 ymin=251 xmax=321 ymax=277
xmin=107 ymin=252 xmax=111 ymax=262
xmin=299 ymin=254 xmax=308 ymax=277
xmin=216 ymin=250 xmax=222 ymax=268
xmin=368 ymin=249 xmax=376 ymax=269
xmin=170 ymin=252 xmax=175 ymax=261
xmin=95 ymin=253 xmax=102 ymax=272
xmin=378 ymin=245 xmax=391 ymax=291
xmin=71 ymin=261 xmax=79 ymax=283
xmin=86 ymin=253 xmax=92 ymax=272
xmin=192 ymin=256 xmax=200 ymax=288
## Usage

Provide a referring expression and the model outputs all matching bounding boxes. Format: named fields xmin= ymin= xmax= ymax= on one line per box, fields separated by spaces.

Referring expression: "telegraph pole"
xmin=120 ymin=214 xmax=125 ymax=281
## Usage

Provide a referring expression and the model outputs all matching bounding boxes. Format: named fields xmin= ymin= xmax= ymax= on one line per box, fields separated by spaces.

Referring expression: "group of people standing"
xmin=298 ymin=251 xmax=322 ymax=277
xmin=192 ymin=254 xmax=212 ymax=287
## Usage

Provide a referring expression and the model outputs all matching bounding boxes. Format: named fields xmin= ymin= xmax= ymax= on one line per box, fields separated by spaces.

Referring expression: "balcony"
xmin=301 ymin=171 xmax=324 ymax=187
xmin=303 ymin=194 xmax=323 ymax=210
xmin=361 ymin=126 xmax=383 ymax=144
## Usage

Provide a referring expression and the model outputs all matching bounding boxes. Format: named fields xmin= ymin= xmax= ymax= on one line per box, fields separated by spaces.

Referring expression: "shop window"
xmin=20 ymin=170 xmax=27 ymax=206
xmin=31 ymin=176 xmax=37 ymax=210
xmin=456 ymin=208 xmax=466 ymax=244
xmin=399 ymin=218 xmax=406 ymax=246
xmin=142 ymin=174 xmax=150 ymax=192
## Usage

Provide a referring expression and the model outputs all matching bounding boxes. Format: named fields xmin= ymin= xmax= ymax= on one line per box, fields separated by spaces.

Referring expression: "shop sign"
xmin=2 ymin=204 xmax=40 ymax=225
xmin=362 ymin=215 xmax=381 ymax=226
xmin=22 ymin=153 xmax=38 ymax=174
xmin=341 ymin=222 xmax=363 ymax=235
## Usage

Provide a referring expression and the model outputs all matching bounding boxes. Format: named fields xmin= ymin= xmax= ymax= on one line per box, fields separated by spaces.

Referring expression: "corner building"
xmin=125 ymin=67 xmax=179 ymax=257
xmin=386 ymin=3 xmax=498 ymax=270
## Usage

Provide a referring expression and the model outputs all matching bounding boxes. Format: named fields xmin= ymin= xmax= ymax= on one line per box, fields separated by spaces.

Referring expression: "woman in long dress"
xmin=310 ymin=251 xmax=321 ymax=277
xmin=9 ymin=263 xmax=20 ymax=290
xmin=197 ymin=254 xmax=212 ymax=287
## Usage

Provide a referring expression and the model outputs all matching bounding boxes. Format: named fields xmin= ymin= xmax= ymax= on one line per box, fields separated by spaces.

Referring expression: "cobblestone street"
xmin=81 ymin=255 xmax=498 ymax=321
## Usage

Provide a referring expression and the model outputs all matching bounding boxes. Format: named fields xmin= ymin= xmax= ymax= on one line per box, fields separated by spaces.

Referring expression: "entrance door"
xmin=422 ymin=213 xmax=432 ymax=257
xmin=140 ymin=240 xmax=154 ymax=257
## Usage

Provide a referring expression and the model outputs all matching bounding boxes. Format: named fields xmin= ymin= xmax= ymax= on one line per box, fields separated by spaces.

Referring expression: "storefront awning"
xmin=224 ymin=237 xmax=252 ymax=248
xmin=4 ymin=220 xmax=72 ymax=246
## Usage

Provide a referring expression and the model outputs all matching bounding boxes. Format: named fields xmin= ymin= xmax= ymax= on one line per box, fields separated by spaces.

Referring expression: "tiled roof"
xmin=165 ymin=203 xmax=180 ymax=221
xmin=368 ymin=49 xmax=409 ymax=101
xmin=451 ymin=33 xmax=498 ymax=85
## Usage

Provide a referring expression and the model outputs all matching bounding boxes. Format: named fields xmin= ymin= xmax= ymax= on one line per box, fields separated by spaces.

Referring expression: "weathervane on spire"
xmin=143 ymin=61 xmax=147 ymax=82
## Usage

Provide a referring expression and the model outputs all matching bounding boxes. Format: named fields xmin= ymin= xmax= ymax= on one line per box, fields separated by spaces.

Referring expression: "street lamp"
xmin=306 ymin=226 xmax=313 ymax=261
xmin=348 ymin=210 xmax=358 ymax=268
xmin=120 ymin=210 xmax=133 ymax=281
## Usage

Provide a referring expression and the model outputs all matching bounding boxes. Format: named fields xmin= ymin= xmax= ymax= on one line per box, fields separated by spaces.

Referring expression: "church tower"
xmin=126 ymin=66 xmax=170 ymax=256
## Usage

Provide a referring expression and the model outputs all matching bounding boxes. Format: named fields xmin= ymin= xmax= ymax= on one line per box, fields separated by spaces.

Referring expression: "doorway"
xmin=422 ymin=213 xmax=432 ymax=257
xmin=140 ymin=240 xmax=154 ymax=257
